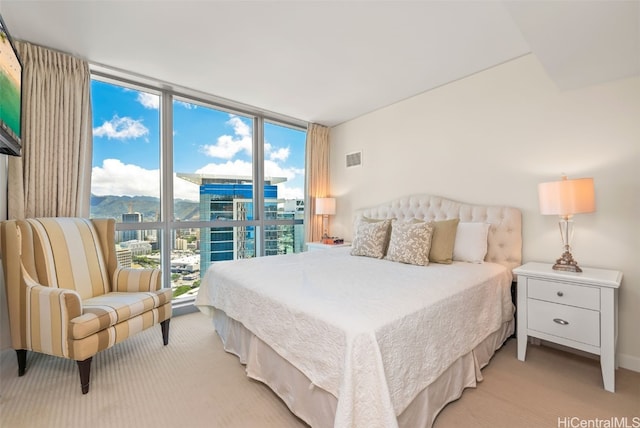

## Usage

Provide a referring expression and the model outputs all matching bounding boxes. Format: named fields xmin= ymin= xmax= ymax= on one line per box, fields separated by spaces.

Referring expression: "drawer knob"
xmin=553 ymin=318 xmax=569 ymax=326
xmin=557 ymin=291 xmax=564 ymax=297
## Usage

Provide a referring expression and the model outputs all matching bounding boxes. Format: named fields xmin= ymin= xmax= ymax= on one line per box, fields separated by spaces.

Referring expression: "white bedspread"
xmin=195 ymin=248 xmax=513 ymax=428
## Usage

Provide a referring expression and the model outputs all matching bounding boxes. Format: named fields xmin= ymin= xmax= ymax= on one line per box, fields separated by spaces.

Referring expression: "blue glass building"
xmin=177 ymin=174 xmax=288 ymax=275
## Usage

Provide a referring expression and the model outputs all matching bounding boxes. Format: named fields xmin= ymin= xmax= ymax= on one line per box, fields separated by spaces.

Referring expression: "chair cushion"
xmin=27 ymin=218 xmax=111 ymax=299
xmin=70 ymin=289 xmax=172 ymax=340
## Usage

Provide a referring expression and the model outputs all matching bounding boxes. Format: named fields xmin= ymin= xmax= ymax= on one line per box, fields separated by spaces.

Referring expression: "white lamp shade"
xmin=315 ymin=197 xmax=336 ymax=215
xmin=538 ymin=177 xmax=595 ymax=216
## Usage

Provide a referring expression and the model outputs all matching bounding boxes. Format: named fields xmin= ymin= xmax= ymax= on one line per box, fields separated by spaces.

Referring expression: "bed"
xmin=195 ymin=194 xmax=522 ymax=428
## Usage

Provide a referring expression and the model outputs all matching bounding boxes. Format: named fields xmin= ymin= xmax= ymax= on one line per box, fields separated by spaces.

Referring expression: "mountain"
xmin=91 ymin=195 xmax=199 ymax=221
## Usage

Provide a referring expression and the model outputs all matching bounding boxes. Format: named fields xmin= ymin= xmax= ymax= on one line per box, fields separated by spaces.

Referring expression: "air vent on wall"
xmin=346 ymin=151 xmax=362 ymax=168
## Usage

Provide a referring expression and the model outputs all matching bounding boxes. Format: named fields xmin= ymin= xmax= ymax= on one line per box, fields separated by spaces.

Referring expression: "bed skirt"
xmin=210 ymin=310 xmax=514 ymax=428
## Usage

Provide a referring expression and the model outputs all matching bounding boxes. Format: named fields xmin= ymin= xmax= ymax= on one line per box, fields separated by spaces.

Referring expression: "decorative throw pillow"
xmin=385 ymin=220 xmax=434 ymax=266
xmin=350 ymin=219 xmax=391 ymax=259
xmin=453 ymin=222 xmax=491 ymax=263
xmin=361 ymin=216 xmax=388 ymax=223
xmin=428 ymin=218 xmax=460 ymax=264
xmin=352 ymin=216 xmax=392 ymax=237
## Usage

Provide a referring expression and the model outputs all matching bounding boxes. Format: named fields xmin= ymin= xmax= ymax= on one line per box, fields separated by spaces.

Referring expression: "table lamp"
xmin=538 ymin=175 xmax=595 ymax=272
xmin=315 ymin=197 xmax=336 ymax=240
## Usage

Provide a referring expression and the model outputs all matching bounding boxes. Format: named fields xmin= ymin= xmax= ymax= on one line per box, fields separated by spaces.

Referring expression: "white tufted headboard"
xmin=354 ymin=194 xmax=522 ymax=272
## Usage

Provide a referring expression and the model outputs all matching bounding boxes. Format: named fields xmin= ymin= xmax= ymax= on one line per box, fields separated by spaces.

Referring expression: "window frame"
xmin=90 ymin=67 xmax=307 ymax=301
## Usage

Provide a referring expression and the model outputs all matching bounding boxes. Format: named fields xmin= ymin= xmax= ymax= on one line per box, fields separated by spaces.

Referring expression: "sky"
xmin=91 ymin=80 xmax=306 ymax=202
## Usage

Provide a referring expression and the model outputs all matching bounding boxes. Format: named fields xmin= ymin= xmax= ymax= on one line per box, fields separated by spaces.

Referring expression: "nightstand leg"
xmin=517 ymin=336 xmax=527 ymax=361
xmin=601 ymin=353 xmax=615 ymax=392
xmin=600 ymin=288 xmax=616 ymax=392
xmin=516 ymin=278 xmax=527 ymax=361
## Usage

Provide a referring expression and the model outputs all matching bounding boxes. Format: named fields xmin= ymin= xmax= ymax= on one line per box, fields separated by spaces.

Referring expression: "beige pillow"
xmin=350 ymin=219 xmax=392 ymax=259
xmin=385 ymin=220 xmax=434 ymax=266
xmin=361 ymin=216 xmax=385 ymax=222
xmin=428 ymin=218 xmax=460 ymax=264
xmin=352 ymin=216 xmax=392 ymax=237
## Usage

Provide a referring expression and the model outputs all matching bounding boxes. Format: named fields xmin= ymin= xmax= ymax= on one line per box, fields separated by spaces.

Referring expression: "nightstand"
xmin=514 ymin=262 xmax=623 ymax=392
xmin=306 ymin=242 xmax=351 ymax=251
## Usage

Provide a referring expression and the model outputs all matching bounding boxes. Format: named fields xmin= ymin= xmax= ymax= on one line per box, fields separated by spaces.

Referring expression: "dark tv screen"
xmin=0 ymin=14 xmax=22 ymax=156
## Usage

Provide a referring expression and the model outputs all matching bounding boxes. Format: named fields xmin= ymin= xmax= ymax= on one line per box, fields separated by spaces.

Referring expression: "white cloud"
xmin=265 ymin=159 xmax=300 ymax=181
xmin=199 ymin=116 xmax=294 ymax=171
xmin=200 ymin=115 xmax=252 ymax=160
xmin=175 ymin=100 xmax=197 ymax=110
xmin=195 ymin=159 xmax=302 ymax=183
xmin=92 ymin=157 xmax=303 ymax=202
xmin=195 ymin=159 xmax=253 ymax=177
xmin=137 ymin=93 xmax=159 ymax=109
xmin=91 ymin=112 xmax=302 ymax=203
xmin=92 ymin=159 xmax=199 ymax=201
xmin=228 ymin=115 xmax=251 ymax=139
xmin=92 ymin=159 xmax=158 ymax=196
xmin=93 ymin=115 xmax=149 ymax=140
xmin=173 ymin=176 xmax=200 ymax=201
xmin=269 ymin=147 xmax=290 ymax=162
xmin=277 ymin=183 xmax=304 ymax=200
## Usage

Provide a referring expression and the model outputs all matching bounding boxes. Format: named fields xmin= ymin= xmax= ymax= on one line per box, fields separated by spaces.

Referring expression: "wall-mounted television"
xmin=0 ymin=13 xmax=23 ymax=156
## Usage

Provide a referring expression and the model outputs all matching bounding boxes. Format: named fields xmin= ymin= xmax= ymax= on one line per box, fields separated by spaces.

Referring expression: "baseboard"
xmin=618 ymin=353 xmax=640 ymax=373
xmin=172 ymin=301 xmax=199 ymax=317
xmin=535 ymin=339 xmax=640 ymax=373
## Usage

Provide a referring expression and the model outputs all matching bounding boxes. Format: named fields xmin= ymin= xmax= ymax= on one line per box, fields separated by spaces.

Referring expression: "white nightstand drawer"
xmin=515 ymin=262 xmax=622 ymax=392
xmin=527 ymin=298 xmax=600 ymax=347
xmin=528 ymin=278 xmax=600 ymax=310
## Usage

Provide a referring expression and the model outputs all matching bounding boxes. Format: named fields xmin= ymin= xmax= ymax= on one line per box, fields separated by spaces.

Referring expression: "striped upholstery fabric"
xmin=21 ymin=266 xmax=82 ymax=358
xmin=0 ymin=217 xmax=172 ymax=366
xmin=69 ymin=303 xmax=172 ymax=361
xmin=113 ymin=267 xmax=161 ymax=292
xmin=26 ymin=218 xmax=110 ymax=299
xmin=71 ymin=290 xmax=172 ymax=340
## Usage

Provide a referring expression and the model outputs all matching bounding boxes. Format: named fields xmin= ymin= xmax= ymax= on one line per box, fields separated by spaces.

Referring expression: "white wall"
xmin=329 ymin=54 xmax=640 ymax=371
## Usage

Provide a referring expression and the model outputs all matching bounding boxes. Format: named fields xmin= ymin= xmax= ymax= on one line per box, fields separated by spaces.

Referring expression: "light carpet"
xmin=0 ymin=311 xmax=306 ymax=428
xmin=1 ymin=311 xmax=638 ymax=428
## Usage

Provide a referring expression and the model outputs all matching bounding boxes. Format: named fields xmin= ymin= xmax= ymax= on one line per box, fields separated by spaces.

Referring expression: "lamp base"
xmin=552 ymin=250 xmax=583 ymax=273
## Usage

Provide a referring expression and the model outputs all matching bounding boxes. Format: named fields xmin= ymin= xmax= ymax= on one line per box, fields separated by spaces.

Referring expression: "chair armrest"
xmin=23 ymin=270 xmax=83 ymax=319
xmin=22 ymin=270 xmax=82 ymax=357
xmin=113 ymin=267 xmax=162 ymax=292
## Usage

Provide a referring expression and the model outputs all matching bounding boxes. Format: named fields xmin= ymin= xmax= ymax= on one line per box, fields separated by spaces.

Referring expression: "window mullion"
xmin=160 ymin=91 xmax=174 ymax=288
xmin=254 ymin=116 xmax=265 ymax=257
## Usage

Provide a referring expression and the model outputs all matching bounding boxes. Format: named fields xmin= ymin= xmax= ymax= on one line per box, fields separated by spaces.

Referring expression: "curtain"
xmin=304 ymin=123 xmax=330 ymax=243
xmin=8 ymin=41 xmax=92 ymax=219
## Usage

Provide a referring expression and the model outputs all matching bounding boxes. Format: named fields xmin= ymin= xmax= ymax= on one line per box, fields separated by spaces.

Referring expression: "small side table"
xmin=306 ymin=242 xmax=351 ymax=251
xmin=514 ymin=262 xmax=622 ymax=392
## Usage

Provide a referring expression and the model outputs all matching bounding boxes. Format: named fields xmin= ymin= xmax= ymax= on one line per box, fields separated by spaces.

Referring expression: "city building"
xmin=115 ymin=247 xmax=132 ymax=268
xmin=281 ymin=199 xmax=305 ymax=255
xmin=177 ymin=174 xmax=302 ymax=275
xmin=119 ymin=240 xmax=152 ymax=256
xmin=120 ymin=211 xmax=143 ymax=242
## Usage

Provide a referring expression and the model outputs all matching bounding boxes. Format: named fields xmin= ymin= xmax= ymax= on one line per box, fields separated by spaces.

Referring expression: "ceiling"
xmin=1 ymin=1 xmax=638 ymax=127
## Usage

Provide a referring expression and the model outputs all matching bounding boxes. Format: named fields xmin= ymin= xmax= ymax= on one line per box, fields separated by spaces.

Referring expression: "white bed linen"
xmin=195 ymin=247 xmax=513 ymax=428
xmin=213 ymin=309 xmax=513 ymax=428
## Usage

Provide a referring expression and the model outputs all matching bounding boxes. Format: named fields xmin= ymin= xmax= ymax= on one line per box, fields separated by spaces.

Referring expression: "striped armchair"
xmin=0 ymin=217 xmax=172 ymax=394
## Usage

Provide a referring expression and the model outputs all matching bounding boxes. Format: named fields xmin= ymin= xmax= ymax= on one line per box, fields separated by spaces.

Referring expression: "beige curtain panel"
xmin=304 ymin=123 xmax=330 ymax=243
xmin=8 ymin=41 xmax=92 ymax=219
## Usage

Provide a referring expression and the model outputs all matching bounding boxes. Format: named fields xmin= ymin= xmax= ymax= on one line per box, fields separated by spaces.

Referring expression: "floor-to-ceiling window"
xmin=90 ymin=74 xmax=306 ymax=305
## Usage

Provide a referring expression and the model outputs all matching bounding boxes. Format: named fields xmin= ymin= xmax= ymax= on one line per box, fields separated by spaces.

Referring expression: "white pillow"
xmin=453 ymin=222 xmax=490 ymax=263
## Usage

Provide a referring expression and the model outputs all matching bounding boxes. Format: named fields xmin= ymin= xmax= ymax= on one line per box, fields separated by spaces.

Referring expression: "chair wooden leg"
xmin=77 ymin=357 xmax=93 ymax=394
xmin=16 ymin=349 xmax=27 ymax=376
xmin=161 ymin=319 xmax=170 ymax=345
